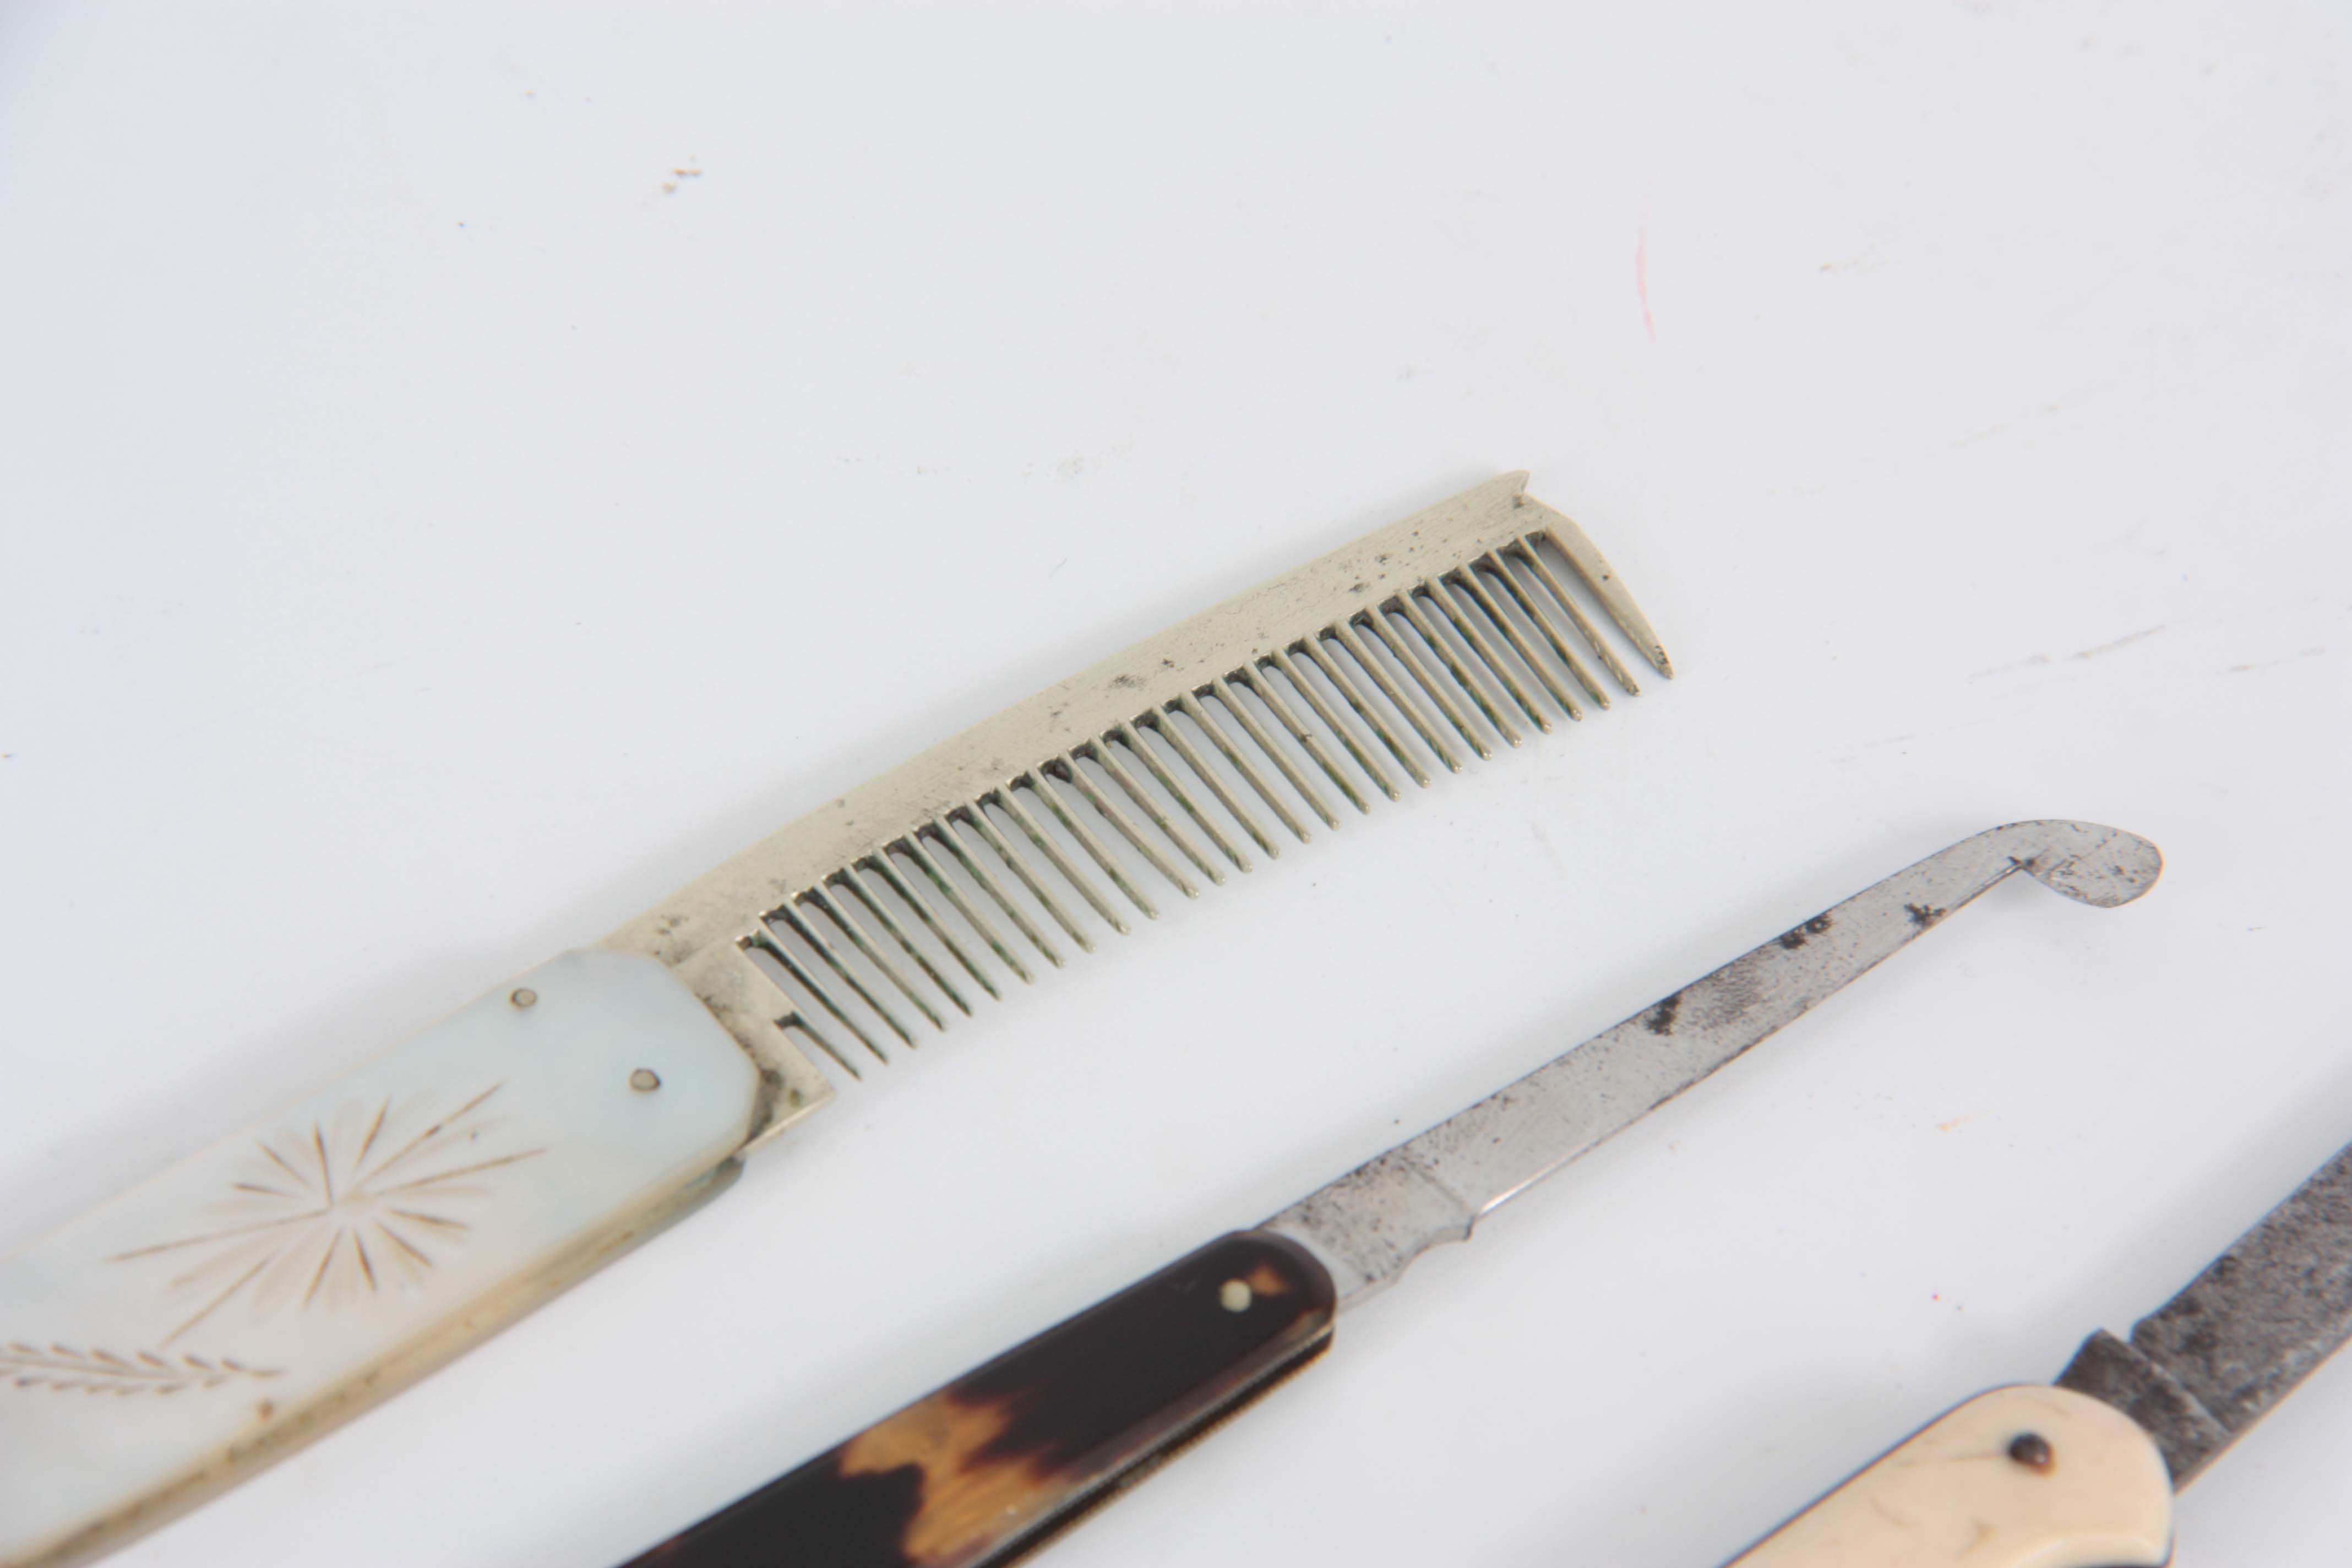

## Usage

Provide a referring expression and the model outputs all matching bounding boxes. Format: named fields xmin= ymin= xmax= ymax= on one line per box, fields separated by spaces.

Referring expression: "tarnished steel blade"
xmin=1264 ymin=820 xmax=2162 ymax=1307
xmin=2056 ymin=1138 xmax=2352 ymax=1487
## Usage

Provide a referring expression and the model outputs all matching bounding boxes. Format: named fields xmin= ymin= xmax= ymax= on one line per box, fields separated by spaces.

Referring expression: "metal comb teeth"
xmin=605 ymin=472 xmax=1672 ymax=1147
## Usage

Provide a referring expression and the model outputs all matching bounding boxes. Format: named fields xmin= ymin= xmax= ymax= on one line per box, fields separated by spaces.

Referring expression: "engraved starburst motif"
xmin=112 ymin=1084 xmax=545 ymax=1346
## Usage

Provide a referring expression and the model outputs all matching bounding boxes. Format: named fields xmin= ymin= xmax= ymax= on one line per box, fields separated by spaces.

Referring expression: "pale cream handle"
xmin=1726 ymin=1385 xmax=2174 ymax=1568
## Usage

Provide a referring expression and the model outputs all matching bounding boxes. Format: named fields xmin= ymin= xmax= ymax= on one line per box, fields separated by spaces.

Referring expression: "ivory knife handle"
xmin=625 ymin=1231 xmax=1338 ymax=1568
xmin=0 ymin=948 xmax=761 ymax=1568
xmin=1724 ymin=1385 xmax=2174 ymax=1567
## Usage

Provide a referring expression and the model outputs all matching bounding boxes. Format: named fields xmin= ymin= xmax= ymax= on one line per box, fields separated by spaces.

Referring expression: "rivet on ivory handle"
xmin=0 ymin=949 xmax=762 ymax=1568
xmin=1725 ymin=1385 xmax=2174 ymax=1568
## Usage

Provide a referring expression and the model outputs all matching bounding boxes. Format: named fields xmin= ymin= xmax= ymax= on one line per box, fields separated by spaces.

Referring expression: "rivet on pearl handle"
xmin=1724 ymin=1386 xmax=2174 ymax=1568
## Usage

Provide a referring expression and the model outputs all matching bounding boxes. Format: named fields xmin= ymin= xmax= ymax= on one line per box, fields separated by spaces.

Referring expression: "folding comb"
xmin=0 ymin=471 xmax=1669 ymax=1568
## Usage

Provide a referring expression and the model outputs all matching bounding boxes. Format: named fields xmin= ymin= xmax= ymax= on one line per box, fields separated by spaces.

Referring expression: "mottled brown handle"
xmin=622 ymin=1231 xmax=1336 ymax=1568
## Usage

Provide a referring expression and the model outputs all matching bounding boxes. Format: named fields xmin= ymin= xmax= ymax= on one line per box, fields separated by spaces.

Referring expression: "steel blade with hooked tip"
xmin=1265 ymin=819 xmax=2163 ymax=1306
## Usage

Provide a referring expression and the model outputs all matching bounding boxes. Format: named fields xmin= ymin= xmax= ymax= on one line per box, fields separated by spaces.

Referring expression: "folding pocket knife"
xmin=619 ymin=820 xmax=2161 ymax=1568
xmin=1727 ymin=1126 xmax=2352 ymax=1566
xmin=0 ymin=474 xmax=1670 ymax=1567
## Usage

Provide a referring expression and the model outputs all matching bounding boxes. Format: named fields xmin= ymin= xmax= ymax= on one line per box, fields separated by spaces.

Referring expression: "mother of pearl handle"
xmin=1725 ymin=1385 xmax=2174 ymax=1567
xmin=0 ymin=949 xmax=761 ymax=1568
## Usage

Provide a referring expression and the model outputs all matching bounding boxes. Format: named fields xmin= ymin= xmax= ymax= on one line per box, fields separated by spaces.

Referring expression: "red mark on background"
xmin=1637 ymin=217 xmax=1656 ymax=340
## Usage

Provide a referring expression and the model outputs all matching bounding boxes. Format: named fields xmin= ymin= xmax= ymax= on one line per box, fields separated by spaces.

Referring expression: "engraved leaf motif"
xmin=2 ymin=1342 xmax=282 ymax=1396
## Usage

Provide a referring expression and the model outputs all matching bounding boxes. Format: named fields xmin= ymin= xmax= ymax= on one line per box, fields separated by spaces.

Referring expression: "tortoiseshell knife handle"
xmin=625 ymin=1231 xmax=1338 ymax=1568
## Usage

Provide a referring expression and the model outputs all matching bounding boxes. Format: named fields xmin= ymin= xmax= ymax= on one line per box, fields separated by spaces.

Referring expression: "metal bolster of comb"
xmin=603 ymin=471 xmax=1672 ymax=1151
xmin=0 ymin=473 xmax=1667 ymax=1568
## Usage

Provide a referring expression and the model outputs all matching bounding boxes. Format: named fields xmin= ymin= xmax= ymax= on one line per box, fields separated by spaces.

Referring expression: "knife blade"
xmin=1724 ymin=1128 xmax=2352 ymax=1566
xmin=621 ymin=819 xmax=2161 ymax=1568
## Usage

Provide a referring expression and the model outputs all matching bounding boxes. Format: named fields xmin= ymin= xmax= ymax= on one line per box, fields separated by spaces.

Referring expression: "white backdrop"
xmin=3 ymin=3 xmax=2348 ymax=1564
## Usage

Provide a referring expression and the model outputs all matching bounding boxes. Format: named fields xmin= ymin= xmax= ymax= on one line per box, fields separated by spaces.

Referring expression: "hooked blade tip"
xmin=2013 ymin=822 xmax=2164 ymax=908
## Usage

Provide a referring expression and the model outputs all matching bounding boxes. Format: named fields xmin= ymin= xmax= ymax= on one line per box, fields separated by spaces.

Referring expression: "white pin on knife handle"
xmin=0 ymin=949 xmax=761 ymax=1568
xmin=1724 ymin=1385 xmax=2174 ymax=1567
